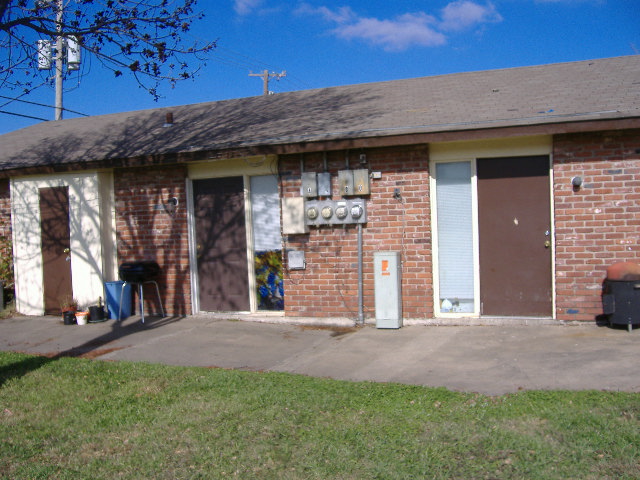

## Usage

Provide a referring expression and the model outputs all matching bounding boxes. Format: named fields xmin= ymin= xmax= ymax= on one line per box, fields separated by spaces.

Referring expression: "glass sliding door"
xmin=250 ymin=175 xmax=284 ymax=311
xmin=433 ymin=161 xmax=476 ymax=314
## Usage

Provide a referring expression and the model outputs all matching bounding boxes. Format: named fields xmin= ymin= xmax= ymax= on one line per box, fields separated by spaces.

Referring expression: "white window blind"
xmin=435 ymin=162 xmax=474 ymax=312
xmin=250 ymin=175 xmax=281 ymax=251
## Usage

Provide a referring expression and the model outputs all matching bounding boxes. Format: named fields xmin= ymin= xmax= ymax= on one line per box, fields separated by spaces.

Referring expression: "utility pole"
xmin=37 ymin=0 xmax=81 ymax=120
xmin=249 ymin=70 xmax=286 ymax=95
xmin=54 ymin=0 xmax=63 ymax=120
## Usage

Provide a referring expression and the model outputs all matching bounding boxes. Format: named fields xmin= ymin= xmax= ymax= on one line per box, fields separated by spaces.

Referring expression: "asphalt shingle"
xmin=0 ymin=55 xmax=638 ymax=173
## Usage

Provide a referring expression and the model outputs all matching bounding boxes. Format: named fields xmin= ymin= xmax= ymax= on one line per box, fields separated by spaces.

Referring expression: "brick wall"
xmin=0 ymin=179 xmax=10 ymax=238
xmin=280 ymin=145 xmax=432 ymax=320
xmin=0 ymin=179 xmax=12 ymax=294
xmin=114 ymin=166 xmax=191 ymax=315
xmin=553 ymin=129 xmax=640 ymax=321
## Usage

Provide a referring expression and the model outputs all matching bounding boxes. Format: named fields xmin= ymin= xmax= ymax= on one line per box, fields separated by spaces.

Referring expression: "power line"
xmin=0 ymin=80 xmax=49 ymax=109
xmin=0 ymin=110 xmax=49 ymax=121
xmin=212 ymin=44 xmax=312 ymax=91
xmin=0 ymin=94 xmax=88 ymax=117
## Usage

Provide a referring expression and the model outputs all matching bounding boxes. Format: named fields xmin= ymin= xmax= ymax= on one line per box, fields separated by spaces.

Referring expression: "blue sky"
xmin=0 ymin=0 xmax=638 ymax=134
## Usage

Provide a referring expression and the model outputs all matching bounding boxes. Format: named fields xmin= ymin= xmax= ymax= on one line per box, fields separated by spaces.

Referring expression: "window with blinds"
xmin=434 ymin=162 xmax=475 ymax=313
xmin=250 ymin=175 xmax=284 ymax=311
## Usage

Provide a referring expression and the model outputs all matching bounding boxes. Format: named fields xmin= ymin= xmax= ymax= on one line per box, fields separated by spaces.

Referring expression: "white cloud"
xmin=234 ymin=0 xmax=264 ymax=16
xmin=296 ymin=4 xmax=356 ymax=23
xmin=334 ymin=13 xmax=446 ymax=52
xmin=298 ymin=1 xmax=503 ymax=51
xmin=439 ymin=1 xmax=502 ymax=32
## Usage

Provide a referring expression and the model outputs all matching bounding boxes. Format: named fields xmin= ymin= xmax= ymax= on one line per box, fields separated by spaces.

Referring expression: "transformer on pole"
xmin=35 ymin=0 xmax=81 ymax=120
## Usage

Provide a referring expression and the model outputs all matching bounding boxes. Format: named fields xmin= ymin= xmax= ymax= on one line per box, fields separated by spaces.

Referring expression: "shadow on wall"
xmin=114 ymin=165 xmax=191 ymax=316
xmin=11 ymin=174 xmax=106 ymax=314
xmin=2 ymin=87 xmax=386 ymax=315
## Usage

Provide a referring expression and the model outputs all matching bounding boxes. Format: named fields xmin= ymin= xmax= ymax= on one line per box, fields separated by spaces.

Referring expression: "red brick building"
xmin=0 ymin=56 xmax=638 ymax=325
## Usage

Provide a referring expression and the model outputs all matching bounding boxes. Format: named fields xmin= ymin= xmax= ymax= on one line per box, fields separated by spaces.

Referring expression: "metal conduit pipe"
xmin=357 ymin=223 xmax=364 ymax=324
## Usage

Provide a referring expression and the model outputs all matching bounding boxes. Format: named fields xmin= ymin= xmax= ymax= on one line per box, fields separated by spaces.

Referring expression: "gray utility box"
xmin=374 ymin=251 xmax=402 ymax=329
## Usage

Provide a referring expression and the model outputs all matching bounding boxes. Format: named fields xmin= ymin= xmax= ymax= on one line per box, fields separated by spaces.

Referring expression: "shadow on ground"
xmin=0 ymin=315 xmax=186 ymax=387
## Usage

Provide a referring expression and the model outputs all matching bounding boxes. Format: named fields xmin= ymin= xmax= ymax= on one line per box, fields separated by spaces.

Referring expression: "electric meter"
xmin=335 ymin=205 xmax=348 ymax=219
xmin=351 ymin=204 xmax=364 ymax=219
xmin=306 ymin=206 xmax=319 ymax=220
xmin=321 ymin=205 xmax=333 ymax=219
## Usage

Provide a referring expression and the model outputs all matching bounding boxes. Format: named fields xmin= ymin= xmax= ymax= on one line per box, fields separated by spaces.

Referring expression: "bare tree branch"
xmin=0 ymin=0 xmax=215 ymax=99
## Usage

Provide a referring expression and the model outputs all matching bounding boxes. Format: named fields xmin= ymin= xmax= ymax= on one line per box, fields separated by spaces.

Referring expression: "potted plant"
xmin=88 ymin=296 xmax=106 ymax=322
xmin=75 ymin=309 xmax=89 ymax=325
xmin=60 ymin=295 xmax=78 ymax=325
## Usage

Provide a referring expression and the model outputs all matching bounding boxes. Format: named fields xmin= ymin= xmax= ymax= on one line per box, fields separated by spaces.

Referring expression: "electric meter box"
xmin=301 ymin=172 xmax=318 ymax=198
xmin=374 ymin=251 xmax=402 ymax=328
xmin=305 ymin=199 xmax=366 ymax=226
xmin=338 ymin=170 xmax=354 ymax=196
xmin=338 ymin=169 xmax=370 ymax=196
xmin=287 ymin=250 xmax=306 ymax=270
xmin=353 ymin=169 xmax=370 ymax=195
xmin=282 ymin=197 xmax=309 ymax=234
xmin=317 ymin=172 xmax=332 ymax=197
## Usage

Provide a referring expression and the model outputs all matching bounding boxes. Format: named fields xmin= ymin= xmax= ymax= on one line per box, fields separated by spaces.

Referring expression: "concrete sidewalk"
xmin=0 ymin=314 xmax=638 ymax=395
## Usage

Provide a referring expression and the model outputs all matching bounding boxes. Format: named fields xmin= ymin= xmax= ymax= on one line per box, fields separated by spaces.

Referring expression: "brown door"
xmin=477 ymin=156 xmax=552 ymax=316
xmin=193 ymin=177 xmax=250 ymax=311
xmin=40 ymin=186 xmax=73 ymax=315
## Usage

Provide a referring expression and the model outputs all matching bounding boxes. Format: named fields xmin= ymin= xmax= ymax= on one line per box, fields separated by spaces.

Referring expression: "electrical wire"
xmin=0 ymin=80 xmax=49 ymax=109
xmin=0 ymin=110 xmax=49 ymax=121
xmin=210 ymin=44 xmax=313 ymax=92
xmin=0 ymin=94 xmax=88 ymax=116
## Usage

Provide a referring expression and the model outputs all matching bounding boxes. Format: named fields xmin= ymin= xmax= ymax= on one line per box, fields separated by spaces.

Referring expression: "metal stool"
xmin=118 ymin=280 xmax=165 ymax=323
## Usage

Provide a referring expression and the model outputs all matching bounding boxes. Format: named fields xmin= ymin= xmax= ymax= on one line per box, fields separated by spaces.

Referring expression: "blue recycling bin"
xmin=105 ymin=281 xmax=132 ymax=320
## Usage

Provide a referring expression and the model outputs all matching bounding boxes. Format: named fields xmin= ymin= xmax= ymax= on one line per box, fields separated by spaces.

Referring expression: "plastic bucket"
xmin=63 ymin=310 xmax=76 ymax=325
xmin=75 ymin=312 xmax=89 ymax=325
xmin=105 ymin=281 xmax=132 ymax=320
xmin=89 ymin=305 xmax=106 ymax=322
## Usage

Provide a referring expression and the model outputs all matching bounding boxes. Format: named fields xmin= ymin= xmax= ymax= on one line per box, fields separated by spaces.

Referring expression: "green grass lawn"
xmin=1 ymin=351 xmax=639 ymax=479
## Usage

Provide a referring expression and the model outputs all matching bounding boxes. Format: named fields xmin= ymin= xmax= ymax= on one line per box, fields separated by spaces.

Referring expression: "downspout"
xmin=357 ymin=222 xmax=364 ymax=324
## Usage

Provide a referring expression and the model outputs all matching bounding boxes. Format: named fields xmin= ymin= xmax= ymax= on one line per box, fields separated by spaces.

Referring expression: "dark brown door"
xmin=194 ymin=177 xmax=250 ymax=311
xmin=40 ymin=186 xmax=73 ymax=315
xmin=477 ymin=156 xmax=552 ymax=316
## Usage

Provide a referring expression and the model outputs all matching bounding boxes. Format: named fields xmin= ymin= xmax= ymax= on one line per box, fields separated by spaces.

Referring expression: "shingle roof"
xmin=1 ymin=55 xmax=639 ymax=174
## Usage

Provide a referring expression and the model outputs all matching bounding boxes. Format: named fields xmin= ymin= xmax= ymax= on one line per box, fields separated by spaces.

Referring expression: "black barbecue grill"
xmin=118 ymin=261 xmax=165 ymax=323
xmin=602 ymin=262 xmax=640 ymax=332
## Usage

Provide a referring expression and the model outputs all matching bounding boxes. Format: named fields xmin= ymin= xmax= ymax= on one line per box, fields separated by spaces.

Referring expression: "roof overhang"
xmin=1 ymin=117 xmax=639 ymax=179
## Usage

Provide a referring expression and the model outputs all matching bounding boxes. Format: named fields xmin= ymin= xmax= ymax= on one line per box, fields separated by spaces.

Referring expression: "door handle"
xmin=544 ymin=240 xmax=551 ymax=248
xmin=63 ymin=248 xmax=70 ymax=254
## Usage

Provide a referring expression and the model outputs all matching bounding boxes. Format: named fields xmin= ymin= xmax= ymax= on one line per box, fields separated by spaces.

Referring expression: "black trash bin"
xmin=602 ymin=262 xmax=640 ymax=332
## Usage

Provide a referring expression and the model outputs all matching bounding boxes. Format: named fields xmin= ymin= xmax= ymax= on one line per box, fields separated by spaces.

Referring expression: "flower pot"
xmin=89 ymin=306 xmax=106 ymax=322
xmin=75 ymin=312 xmax=89 ymax=325
xmin=63 ymin=310 xmax=76 ymax=325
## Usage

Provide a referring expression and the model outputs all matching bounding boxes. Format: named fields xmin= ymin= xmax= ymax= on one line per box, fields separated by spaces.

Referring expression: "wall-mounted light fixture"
xmin=571 ymin=176 xmax=583 ymax=190
xmin=165 ymin=196 xmax=179 ymax=215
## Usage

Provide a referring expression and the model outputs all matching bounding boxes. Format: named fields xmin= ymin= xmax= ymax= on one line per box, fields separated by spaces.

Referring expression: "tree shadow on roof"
xmin=1 ymin=87 xmax=385 ymax=174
